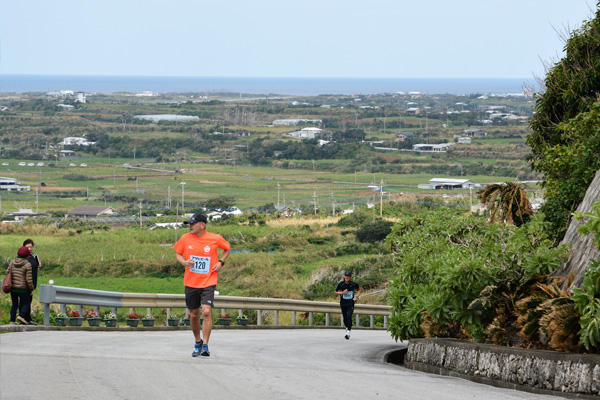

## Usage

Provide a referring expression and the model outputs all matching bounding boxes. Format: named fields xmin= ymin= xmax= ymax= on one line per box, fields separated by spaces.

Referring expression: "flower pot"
xmin=236 ymin=318 xmax=249 ymax=326
xmin=126 ymin=318 xmax=140 ymax=327
xmin=218 ymin=318 xmax=232 ymax=326
xmin=104 ymin=318 xmax=118 ymax=327
xmin=55 ymin=317 xmax=68 ymax=326
xmin=86 ymin=318 xmax=101 ymax=327
xmin=167 ymin=318 xmax=180 ymax=327
xmin=141 ymin=318 xmax=155 ymax=327
xmin=69 ymin=317 xmax=84 ymax=326
xmin=184 ymin=317 xmax=203 ymax=326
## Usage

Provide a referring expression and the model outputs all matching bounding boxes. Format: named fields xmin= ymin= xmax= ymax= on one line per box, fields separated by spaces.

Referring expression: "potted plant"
xmin=103 ymin=312 xmax=117 ymax=327
xmin=236 ymin=314 xmax=249 ymax=326
xmin=167 ymin=312 xmax=180 ymax=327
xmin=218 ymin=313 xmax=232 ymax=326
xmin=126 ymin=312 xmax=140 ymax=327
xmin=141 ymin=314 xmax=155 ymax=327
xmin=85 ymin=310 xmax=101 ymax=327
xmin=183 ymin=314 xmax=203 ymax=326
xmin=69 ymin=310 xmax=84 ymax=326
xmin=55 ymin=312 xmax=68 ymax=326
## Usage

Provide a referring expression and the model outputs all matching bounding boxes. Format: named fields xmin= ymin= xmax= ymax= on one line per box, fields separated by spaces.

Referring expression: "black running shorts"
xmin=185 ymin=285 xmax=216 ymax=310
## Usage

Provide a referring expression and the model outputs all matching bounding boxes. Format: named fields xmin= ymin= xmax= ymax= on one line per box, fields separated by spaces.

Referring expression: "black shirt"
xmin=336 ymin=280 xmax=360 ymax=306
xmin=27 ymin=254 xmax=40 ymax=288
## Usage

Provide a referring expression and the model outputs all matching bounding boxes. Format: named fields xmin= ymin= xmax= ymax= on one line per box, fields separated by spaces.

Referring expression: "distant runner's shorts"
xmin=185 ymin=285 xmax=216 ymax=309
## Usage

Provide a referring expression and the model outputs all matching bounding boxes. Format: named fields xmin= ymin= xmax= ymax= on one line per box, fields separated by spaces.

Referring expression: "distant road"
xmin=0 ymin=329 xmax=560 ymax=400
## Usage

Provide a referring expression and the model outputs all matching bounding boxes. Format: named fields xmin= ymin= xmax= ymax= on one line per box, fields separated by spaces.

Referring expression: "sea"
xmin=0 ymin=74 xmax=535 ymax=97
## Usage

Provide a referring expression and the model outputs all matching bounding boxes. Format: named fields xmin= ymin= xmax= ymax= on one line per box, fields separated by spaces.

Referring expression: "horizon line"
xmin=0 ymin=73 xmax=533 ymax=80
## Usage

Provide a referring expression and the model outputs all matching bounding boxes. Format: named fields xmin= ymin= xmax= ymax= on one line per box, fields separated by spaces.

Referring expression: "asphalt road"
xmin=0 ymin=329 xmax=563 ymax=400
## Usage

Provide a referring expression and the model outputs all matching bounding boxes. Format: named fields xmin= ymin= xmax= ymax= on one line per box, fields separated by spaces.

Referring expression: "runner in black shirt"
xmin=335 ymin=271 xmax=362 ymax=339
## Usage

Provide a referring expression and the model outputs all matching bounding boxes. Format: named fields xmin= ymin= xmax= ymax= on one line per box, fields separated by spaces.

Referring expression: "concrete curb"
xmin=0 ymin=324 xmax=387 ymax=333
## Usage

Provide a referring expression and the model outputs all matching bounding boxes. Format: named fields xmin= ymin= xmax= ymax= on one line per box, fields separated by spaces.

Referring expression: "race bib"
xmin=342 ymin=291 xmax=354 ymax=300
xmin=190 ymin=256 xmax=211 ymax=274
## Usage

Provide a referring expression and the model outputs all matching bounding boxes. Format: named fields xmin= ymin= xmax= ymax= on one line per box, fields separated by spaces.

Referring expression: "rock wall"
xmin=405 ymin=338 xmax=600 ymax=398
xmin=556 ymin=168 xmax=600 ymax=288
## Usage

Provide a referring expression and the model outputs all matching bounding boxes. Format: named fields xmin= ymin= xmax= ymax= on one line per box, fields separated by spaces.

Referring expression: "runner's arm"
xmin=176 ymin=253 xmax=193 ymax=268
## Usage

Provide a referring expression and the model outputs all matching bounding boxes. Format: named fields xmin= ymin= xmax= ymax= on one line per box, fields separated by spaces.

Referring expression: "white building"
xmin=134 ymin=114 xmax=200 ymax=122
xmin=273 ymin=119 xmax=322 ymax=126
xmin=412 ymin=143 xmax=455 ymax=152
xmin=289 ymin=127 xmax=322 ymax=139
xmin=418 ymin=178 xmax=477 ymax=190
xmin=457 ymin=137 xmax=472 ymax=144
xmin=0 ymin=177 xmax=31 ymax=191
xmin=59 ymin=137 xmax=96 ymax=146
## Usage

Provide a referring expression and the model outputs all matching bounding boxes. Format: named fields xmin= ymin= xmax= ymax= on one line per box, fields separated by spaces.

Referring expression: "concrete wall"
xmin=405 ymin=338 xmax=600 ymax=399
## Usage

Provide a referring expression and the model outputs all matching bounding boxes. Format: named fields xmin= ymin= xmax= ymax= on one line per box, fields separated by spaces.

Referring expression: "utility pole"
xmin=379 ymin=179 xmax=385 ymax=218
xmin=139 ymin=202 xmax=142 ymax=228
xmin=277 ymin=183 xmax=281 ymax=208
xmin=180 ymin=182 xmax=186 ymax=214
xmin=312 ymin=191 xmax=318 ymax=215
xmin=167 ymin=186 xmax=171 ymax=208
xmin=330 ymin=191 xmax=335 ymax=217
xmin=469 ymin=184 xmax=473 ymax=210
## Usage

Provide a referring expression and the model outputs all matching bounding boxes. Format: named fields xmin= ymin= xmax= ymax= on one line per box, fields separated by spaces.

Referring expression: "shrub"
xmin=355 ymin=219 xmax=394 ymax=243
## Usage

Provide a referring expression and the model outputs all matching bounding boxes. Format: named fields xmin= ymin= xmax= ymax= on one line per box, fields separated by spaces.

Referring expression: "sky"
xmin=0 ymin=0 xmax=595 ymax=79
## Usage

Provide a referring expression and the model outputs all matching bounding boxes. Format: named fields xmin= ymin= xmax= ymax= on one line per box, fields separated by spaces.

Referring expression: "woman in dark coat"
xmin=9 ymin=246 xmax=34 ymax=325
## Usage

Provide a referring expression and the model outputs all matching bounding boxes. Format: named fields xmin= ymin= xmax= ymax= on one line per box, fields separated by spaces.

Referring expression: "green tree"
xmin=355 ymin=219 xmax=393 ymax=243
xmin=204 ymin=196 xmax=236 ymax=210
xmin=527 ymin=4 xmax=600 ymax=240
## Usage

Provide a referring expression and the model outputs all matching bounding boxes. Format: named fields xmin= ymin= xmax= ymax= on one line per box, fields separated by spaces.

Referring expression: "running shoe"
xmin=191 ymin=339 xmax=203 ymax=357
xmin=17 ymin=316 xmax=27 ymax=325
xmin=200 ymin=344 xmax=210 ymax=357
xmin=345 ymin=329 xmax=351 ymax=340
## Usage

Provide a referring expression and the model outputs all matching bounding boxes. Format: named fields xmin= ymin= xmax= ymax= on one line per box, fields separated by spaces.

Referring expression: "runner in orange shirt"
xmin=173 ymin=213 xmax=231 ymax=357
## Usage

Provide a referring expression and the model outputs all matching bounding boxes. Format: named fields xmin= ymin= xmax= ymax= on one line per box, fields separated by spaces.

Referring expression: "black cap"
xmin=183 ymin=213 xmax=208 ymax=225
xmin=344 ymin=271 xmax=352 ymax=276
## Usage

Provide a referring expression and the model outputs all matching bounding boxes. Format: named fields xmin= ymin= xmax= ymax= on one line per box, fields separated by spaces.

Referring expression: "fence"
xmin=39 ymin=284 xmax=391 ymax=328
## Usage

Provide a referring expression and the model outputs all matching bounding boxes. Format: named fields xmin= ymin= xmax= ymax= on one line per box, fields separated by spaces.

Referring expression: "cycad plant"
xmin=516 ymin=276 xmax=583 ymax=352
xmin=478 ymin=181 xmax=533 ymax=226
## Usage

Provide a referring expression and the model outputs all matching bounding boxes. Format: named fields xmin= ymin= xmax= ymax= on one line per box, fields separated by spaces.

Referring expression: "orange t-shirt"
xmin=173 ymin=231 xmax=231 ymax=288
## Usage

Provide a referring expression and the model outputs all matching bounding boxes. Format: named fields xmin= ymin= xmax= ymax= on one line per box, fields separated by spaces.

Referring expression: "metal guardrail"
xmin=39 ymin=284 xmax=391 ymax=328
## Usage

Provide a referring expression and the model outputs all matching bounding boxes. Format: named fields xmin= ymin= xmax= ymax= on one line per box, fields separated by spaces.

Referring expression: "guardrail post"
xmin=59 ymin=304 xmax=66 ymax=314
xmin=94 ymin=306 xmax=100 ymax=315
xmin=274 ymin=311 xmax=279 ymax=326
xmin=309 ymin=312 xmax=313 ymax=326
xmin=292 ymin=311 xmax=296 ymax=325
xmin=355 ymin=314 xmax=359 ymax=327
xmin=112 ymin=307 xmax=118 ymax=318
xmin=325 ymin=313 xmax=330 ymax=326
xmin=77 ymin=305 xmax=83 ymax=315
xmin=341 ymin=317 xmax=344 ymax=327
xmin=370 ymin=315 xmax=374 ymax=328
xmin=384 ymin=315 xmax=387 ymax=328
xmin=43 ymin=303 xmax=50 ymax=326
xmin=167 ymin=308 xmax=172 ymax=320
xmin=147 ymin=307 xmax=152 ymax=317
xmin=257 ymin=310 xmax=262 ymax=325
